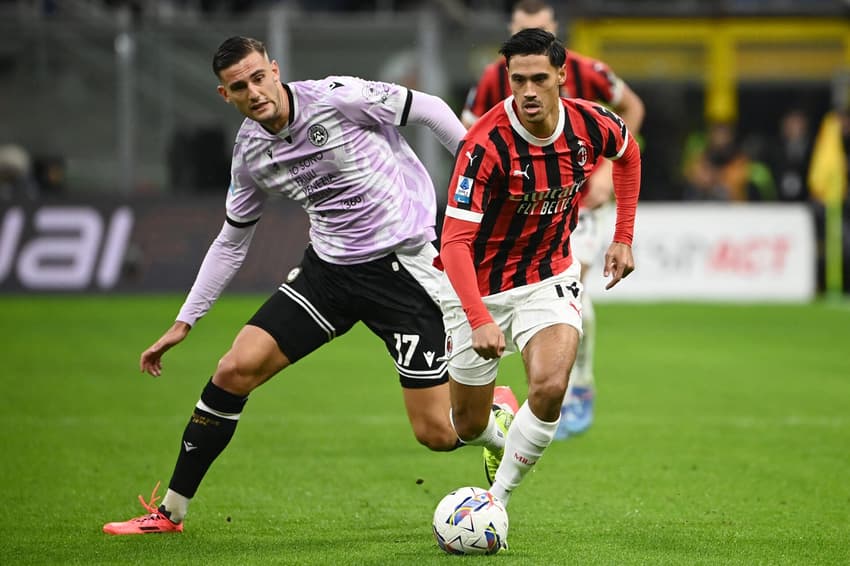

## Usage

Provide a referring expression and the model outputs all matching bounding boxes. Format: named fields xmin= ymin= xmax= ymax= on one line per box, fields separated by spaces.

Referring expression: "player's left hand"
xmin=603 ymin=242 xmax=635 ymax=290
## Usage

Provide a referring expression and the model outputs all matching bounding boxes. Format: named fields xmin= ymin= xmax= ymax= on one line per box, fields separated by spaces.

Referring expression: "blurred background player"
xmin=461 ymin=0 xmax=645 ymax=439
xmin=102 ymin=35 xmax=517 ymax=535
xmin=439 ymin=28 xmax=640 ymax=507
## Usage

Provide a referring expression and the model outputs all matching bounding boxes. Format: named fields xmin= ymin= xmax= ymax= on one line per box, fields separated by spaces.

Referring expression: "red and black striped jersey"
xmin=461 ymin=52 xmax=624 ymax=125
xmin=438 ymin=96 xmax=640 ymax=316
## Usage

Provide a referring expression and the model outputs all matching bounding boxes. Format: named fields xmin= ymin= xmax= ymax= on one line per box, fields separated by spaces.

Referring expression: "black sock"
xmin=168 ymin=379 xmax=248 ymax=498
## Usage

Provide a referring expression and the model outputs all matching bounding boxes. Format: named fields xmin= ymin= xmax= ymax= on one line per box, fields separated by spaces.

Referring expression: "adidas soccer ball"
xmin=432 ymin=486 xmax=508 ymax=555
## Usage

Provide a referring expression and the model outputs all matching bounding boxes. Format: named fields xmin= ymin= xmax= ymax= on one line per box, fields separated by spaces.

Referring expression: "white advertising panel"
xmin=584 ymin=203 xmax=816 ymax=302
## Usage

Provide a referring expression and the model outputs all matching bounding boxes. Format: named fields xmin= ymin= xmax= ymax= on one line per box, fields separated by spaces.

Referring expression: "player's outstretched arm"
xmin=598 ymin=103 xmax=640 ymax=291
xmin=439 ymin=213 xmax=502 ymax=357
xmin=140 ymin=321 xmax=191 ymax=377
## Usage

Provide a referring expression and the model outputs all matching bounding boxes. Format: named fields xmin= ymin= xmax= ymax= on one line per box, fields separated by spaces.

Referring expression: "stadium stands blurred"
xmin=0 ymin=0 xmax=847 ymax=296
xmin=0 ymin=0 xmax=846 ymax=196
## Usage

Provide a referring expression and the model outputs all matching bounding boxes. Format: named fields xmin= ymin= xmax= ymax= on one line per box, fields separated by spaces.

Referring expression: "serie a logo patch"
xmin=454 ymin=175 xmax=473 ymax=204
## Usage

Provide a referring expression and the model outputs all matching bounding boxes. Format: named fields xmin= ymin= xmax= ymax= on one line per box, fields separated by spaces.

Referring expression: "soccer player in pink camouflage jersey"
xmin=103 ymin=36 xmax=517 ymax=535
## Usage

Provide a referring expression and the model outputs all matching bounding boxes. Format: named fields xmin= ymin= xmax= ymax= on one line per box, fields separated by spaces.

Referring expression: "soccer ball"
xmin=432 ymin=486 xmax=508 ymax=555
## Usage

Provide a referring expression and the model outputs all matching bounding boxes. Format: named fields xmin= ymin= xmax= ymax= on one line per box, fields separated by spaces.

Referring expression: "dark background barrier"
xmin=0 ymin=198 xmax=310 ymax=293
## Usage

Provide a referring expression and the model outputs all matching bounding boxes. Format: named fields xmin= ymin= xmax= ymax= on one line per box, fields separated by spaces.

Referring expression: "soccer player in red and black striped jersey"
xmin=461 ymin=0 xmax=645 ymax=439
xmin=436 ymin=28 xmax=640 ymax=509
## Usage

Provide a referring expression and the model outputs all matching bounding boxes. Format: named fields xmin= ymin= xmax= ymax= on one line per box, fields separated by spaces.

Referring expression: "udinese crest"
xmin=308 ymin=124 xmax=329 ymax=147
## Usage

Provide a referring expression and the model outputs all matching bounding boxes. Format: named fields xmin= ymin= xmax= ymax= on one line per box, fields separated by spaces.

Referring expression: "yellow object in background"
xmin=809 ymin=111 xmax=848 ymax=298
xmin=809 ymin=111 xmax=847 ymax=206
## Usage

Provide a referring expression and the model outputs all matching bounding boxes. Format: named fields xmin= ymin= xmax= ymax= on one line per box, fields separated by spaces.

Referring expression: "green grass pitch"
xmin=0 ymin=296 xmax=848 ymax=565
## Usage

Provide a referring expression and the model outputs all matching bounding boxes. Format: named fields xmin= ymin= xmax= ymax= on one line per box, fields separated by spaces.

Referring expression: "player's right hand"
xmin=471 ymin=322 xmax=505 ymax=360
xmin=140 ymin=321 xmax=191 ymax=377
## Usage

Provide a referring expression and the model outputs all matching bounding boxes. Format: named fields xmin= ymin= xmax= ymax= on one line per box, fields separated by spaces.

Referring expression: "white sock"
xmin=490 ymin=402 xmax=559 ymax=505
xmin=161 ymin=489 xmax=190 ymax=524
xmin=566 ymin=289 xmax=595 ymax=396
xmin=450 ymin=408 xmax=506 ymax=451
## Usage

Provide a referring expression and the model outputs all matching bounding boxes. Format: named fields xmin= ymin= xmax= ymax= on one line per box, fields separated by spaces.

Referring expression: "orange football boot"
xmin=103 ymin=482 xmax=183 ymax=535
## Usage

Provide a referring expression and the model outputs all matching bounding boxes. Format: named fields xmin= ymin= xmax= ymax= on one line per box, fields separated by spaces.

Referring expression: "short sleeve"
xmin=444 ymin=136 xmax=501 ymax=223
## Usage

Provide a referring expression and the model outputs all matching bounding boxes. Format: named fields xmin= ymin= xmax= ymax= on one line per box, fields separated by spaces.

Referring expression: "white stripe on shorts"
xmin=278 ymin=283 xmax=336 ymax=340
xmin=396 ymin=360 xmax=447 ymax=381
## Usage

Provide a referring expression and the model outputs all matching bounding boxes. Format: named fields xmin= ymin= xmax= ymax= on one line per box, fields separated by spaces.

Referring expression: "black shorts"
xmin=247 ymin=245 xmax=448 ymax=389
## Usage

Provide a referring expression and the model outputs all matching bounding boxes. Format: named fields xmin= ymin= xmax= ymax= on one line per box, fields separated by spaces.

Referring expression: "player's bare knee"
xmin=532 ymin=376 xmax=568 ymax=404
xmin=214 ymin=353 xmax=263 ymax=396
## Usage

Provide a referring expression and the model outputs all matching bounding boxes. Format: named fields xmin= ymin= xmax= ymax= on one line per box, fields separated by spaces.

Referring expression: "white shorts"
xmin=570 ymin=202 xmax=615 ymax=268
xmin=395 ymin=241 xmax=442 ymax=305
xmin=439 ymin=262 xmax=583 ymax=386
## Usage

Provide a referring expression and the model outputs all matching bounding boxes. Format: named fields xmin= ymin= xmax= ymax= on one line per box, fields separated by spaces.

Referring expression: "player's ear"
xmin=217 ymin=84 xmax=230 ymax=103
xmin=271 ymin=59 xmax=280 ymax=79
xmin=557 ymin=64 xmax=566 ymax=86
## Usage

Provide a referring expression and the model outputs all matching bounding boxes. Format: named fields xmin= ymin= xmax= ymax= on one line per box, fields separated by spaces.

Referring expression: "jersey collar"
xmin=276 ymin=83 xmax=296 ymax=143
xmin=504 ymin=96 xmax=564 ymax=147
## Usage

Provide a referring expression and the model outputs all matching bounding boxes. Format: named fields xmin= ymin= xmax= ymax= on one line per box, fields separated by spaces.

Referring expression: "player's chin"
xmin=249 ymin=104 xmax=273 ymax=120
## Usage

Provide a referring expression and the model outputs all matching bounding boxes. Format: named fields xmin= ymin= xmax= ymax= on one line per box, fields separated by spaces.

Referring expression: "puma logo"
xmin=512 ymin=164 xmax=531 ymax=179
